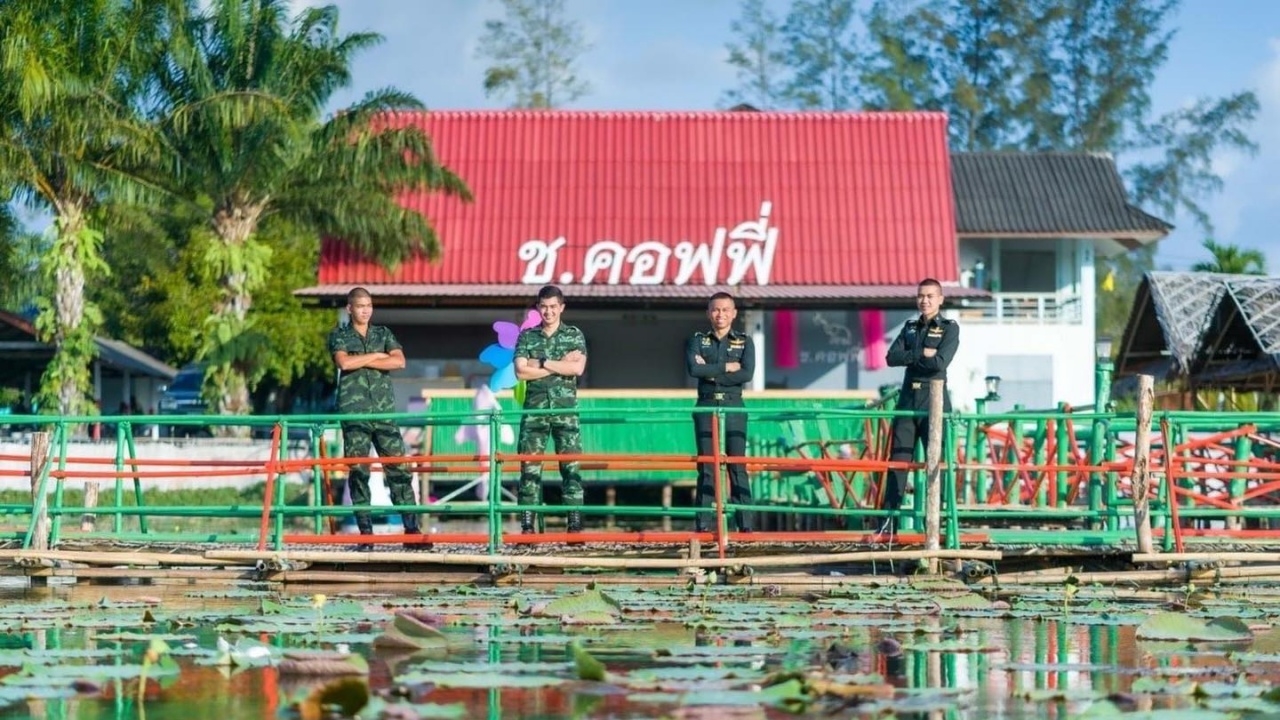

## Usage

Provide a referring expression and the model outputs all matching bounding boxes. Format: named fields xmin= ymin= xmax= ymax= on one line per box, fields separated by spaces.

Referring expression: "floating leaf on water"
xmin=1129 ymin=677 xmax=1199 ymax=695
xmin=1249 ymin=625 xmax=1280 ymax=654
xmin=901 ymin=639 xmax=997 ymax=653
xmin=1075 ymin=699 xmax=1234 ymax=719
xmin=1 ymin=660 xmax=180 ymax=686
xmin=278 ymin=650 xmax=369 ymax=677
xmin=360 ymin=698 xmax=468 ymax=719
xmin=625 ymin=666 xmax=767 ymax=684
xmin=1194 ymin=678 xmax=1270 ymax=698
xmin=1018 ymin=688 xmax=1108 ymax=702
xmin=404 ymin=661 xmax=572 ymax=675
xmin=628 ymin=678 xmax=807 ymax=709
xmin=1135 ymin=613 xmax=1252 ymax=642
xmin=933 ymin=594 xmax=995 ymax=610
xmin=395 ymin=672 xmax=567 ymax=688
xmin=535 ymin=588 xmax=621 ymax=624
xmin=373 ymin=611 xmax=449 ymax=651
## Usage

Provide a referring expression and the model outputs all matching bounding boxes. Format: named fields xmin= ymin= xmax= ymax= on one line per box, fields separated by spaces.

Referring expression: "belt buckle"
xmin=911 ymin=382 xmax=922 ymax=390
xmin=712 ymin=392 xmax=725 ymax=400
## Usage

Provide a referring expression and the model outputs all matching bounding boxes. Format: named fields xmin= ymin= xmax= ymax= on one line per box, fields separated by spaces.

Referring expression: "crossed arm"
xmin=515 ymin=350 xmax=587 ymax=380
xmin=885 ymin=324 xmax=959 ymax=371
xmin=333 ymin=349 xmax=406 ymax=372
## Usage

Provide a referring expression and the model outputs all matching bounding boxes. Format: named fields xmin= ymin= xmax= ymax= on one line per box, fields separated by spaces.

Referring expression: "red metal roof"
xmin=318 ymin=110 xmax=958 ymax=289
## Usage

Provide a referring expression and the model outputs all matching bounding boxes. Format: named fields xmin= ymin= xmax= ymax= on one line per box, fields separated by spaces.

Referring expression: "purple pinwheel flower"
xmin=478 ymin=309 xmax=541 ymax=392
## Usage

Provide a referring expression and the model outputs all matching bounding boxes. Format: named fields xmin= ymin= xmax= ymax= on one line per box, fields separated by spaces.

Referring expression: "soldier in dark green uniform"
xmin=882 ymin=278 xmax=959 ymax=535
xmin=327 ymin=287 xmax=425 ymax=547
xmin=685 ymin=292 xmax=755 ymax=533
xmin=513 ymin=285 xmax=588 ymax=534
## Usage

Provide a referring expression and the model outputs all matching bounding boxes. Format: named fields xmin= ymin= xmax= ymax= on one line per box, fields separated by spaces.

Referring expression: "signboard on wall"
xmin=517 ymin=201 xmax=779 ymax=286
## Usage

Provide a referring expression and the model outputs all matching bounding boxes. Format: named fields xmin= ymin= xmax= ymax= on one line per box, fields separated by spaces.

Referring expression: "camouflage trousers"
xmin=342 ymin=420 xmax=417 ymax=520
xmin=517 ymin=413 xmax=583 ymax=506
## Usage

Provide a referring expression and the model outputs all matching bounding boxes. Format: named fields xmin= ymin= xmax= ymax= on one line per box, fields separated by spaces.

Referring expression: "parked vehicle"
xmin=157 ymin=365 xmax=210 ymax=437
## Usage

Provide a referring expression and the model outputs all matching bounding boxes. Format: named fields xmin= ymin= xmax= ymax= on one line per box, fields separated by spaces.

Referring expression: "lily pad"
xmin=374 ymin=610 xmax=450 ymax=650
xmin=534 ymin=588 xmax=622 ymax=624
xmin=395 ymin=672 xmax=568 ymax=688
xmin=1135 ymin=613 xmax=1252 ymax=642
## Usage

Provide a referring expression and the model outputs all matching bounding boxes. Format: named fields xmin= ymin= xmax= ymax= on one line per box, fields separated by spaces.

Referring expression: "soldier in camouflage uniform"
xmin=328 ymin=287 xmax=425 ymax=548
xmin=513 ymin=285 xmax=589 ymax=534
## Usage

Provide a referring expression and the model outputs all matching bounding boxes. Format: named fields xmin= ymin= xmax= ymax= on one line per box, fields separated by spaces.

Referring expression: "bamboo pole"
xmin=0 ymin=550 xmax=258 ymax=566
xmin=206 ymin=548 xmax=1002 ymax=570
xmin=1132 ymin=552 xmax=1280 ymax=564
xmin=977 ymin=564 xmax=1280 ymax=587
xmin=925 ymin=379 xmax=945 ymax=573
xmin=1133 ymin=374 xmax=1155 ymax=555
xmin=29 ymin=432 xmax=50 ymax=551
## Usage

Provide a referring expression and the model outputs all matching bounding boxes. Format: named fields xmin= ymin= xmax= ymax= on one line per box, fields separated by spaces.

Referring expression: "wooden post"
xmin=925 ymin=379 xmax=945 ymax=573
xmin=81 ymin=482 xmax=98 ymax=533
xmin=1133 ymin=374 xmax=1155 ymax=555
xmin=29 ymin=432 xmax=50 ymax=551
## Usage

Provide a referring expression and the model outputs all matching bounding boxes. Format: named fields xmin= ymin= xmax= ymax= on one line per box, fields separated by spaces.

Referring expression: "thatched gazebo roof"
xmin=1117 ymin=272 xmax=1280 ymax=391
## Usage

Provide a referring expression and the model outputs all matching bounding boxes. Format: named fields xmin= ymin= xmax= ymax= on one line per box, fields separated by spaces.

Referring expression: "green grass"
xmin=0 ymin=482 xmax=321 ymax=535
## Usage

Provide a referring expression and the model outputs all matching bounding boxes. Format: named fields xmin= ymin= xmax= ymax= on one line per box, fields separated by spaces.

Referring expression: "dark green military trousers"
xmin=517 ymin=413 xmax=584 ymax=507
xmin=342 ymin=420 xmax=418 ymax=522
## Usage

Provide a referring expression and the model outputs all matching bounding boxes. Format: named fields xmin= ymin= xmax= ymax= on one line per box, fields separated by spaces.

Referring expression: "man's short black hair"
xmin=537 ymin=285 xmax=565 ymax=303
xmin=347 ymin=286 xmax=371 ymax=304
xmin=918 ymin=278 xmax=943 ymax=293
xmin=708 ymin=291 xmax=735 ymax=307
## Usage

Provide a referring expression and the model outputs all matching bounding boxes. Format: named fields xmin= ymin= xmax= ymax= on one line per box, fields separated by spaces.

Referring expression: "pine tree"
xmin=720 ymin=0 xmax=790 ymax=109
xmin=781 ymin=0 xmax=861 ymax=110
xmin=476 ymin=0 xmax=592 ymax=108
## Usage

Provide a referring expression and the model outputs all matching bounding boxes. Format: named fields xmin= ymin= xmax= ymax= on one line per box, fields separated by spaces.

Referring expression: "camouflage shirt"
xmin=327 ymin=324 xmax=402 ymax=414
xmin=514 ymin=324 xmax=588 ymax=410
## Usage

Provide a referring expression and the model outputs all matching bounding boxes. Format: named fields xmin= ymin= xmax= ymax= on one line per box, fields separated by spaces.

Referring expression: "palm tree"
xmin=1191 ymin=238 xmax=1267 ymax=275
xmin=155 ymin=0 xmax=470 ymax=418
xmin=0 ymin=0 xmax=170 ymax=415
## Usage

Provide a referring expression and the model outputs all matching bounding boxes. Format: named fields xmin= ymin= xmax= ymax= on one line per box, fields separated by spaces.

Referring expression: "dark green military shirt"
xmin=514 ymin=324 xmax=588 ymax=410
xmin=327 ymin=324 xmax=402 ymax=414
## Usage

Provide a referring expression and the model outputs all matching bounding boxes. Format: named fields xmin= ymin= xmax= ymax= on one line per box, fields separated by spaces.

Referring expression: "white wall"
xmin=948 ymin=321 xmax=1096 ymax=412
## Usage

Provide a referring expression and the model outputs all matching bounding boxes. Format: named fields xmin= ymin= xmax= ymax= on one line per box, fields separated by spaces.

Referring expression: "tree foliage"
xmin=854 ymin=0 xmax=1259 ymax=342
xmin=720 ymin=0 xmax=790 ymax=109
xmin=151 ymin=0 xmax=470 ymax=419
xmin=781 ymin=0 xmax=862 ymax=110
xmin=476 ymin=0 xmax=592 ymax=108
xmin=1191 ymin=239 xmax=1267 ymax=275
xmin=0 ymin=0 xmax=171 ymax=414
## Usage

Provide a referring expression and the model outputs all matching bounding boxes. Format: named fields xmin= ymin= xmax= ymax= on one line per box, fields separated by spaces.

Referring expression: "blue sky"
xmin=289 ymin=0 xmax=1279 ymax=271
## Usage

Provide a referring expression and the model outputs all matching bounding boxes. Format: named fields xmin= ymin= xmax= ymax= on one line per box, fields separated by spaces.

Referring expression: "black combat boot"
xmin=520 ymin=511 xmax=536 ymax=534
xmin=401 ymin=512 xmax=430 ymax=551
xmin=355 ymin=516 xmax=374 ymax=551
xmin=566 ymin=510 xmax=583 ymax=534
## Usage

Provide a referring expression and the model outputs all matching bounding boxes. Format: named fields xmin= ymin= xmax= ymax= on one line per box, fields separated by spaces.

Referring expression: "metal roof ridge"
xmin=384 ymin=109 xmax=950 ymax=122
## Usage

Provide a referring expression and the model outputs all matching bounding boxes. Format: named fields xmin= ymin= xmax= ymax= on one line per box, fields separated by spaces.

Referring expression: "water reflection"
xmin=0 ymin=583 xmax=1249 ymax=720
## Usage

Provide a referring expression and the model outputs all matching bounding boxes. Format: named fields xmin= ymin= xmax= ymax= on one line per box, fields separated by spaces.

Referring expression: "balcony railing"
xmin=955 ymin=292 xmax=1083 ymax=324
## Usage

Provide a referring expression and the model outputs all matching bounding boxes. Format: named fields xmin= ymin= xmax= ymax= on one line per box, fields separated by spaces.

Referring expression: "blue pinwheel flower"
xmin=479 ymin=309 xmax=541 ymax=393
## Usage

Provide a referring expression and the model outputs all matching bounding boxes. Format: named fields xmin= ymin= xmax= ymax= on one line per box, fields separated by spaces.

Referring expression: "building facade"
xmin=298 ymin=112 xmax=1169 ymax=411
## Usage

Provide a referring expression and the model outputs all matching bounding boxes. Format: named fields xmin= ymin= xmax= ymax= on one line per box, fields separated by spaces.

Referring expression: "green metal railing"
xmin=6 ymin=401 xmax=1280 ymax=553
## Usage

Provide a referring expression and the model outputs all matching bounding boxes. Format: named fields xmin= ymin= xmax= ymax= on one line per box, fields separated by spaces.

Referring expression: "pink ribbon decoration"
xmin=773 ymin=310 xmax=800 ymax=369
xmin=861 ymin=310 xmax=887 ymax=370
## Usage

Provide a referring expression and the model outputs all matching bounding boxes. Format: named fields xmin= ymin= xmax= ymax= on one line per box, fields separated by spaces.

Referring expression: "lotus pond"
xmin=2 ymin=574 xmax=1280 ymax=719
